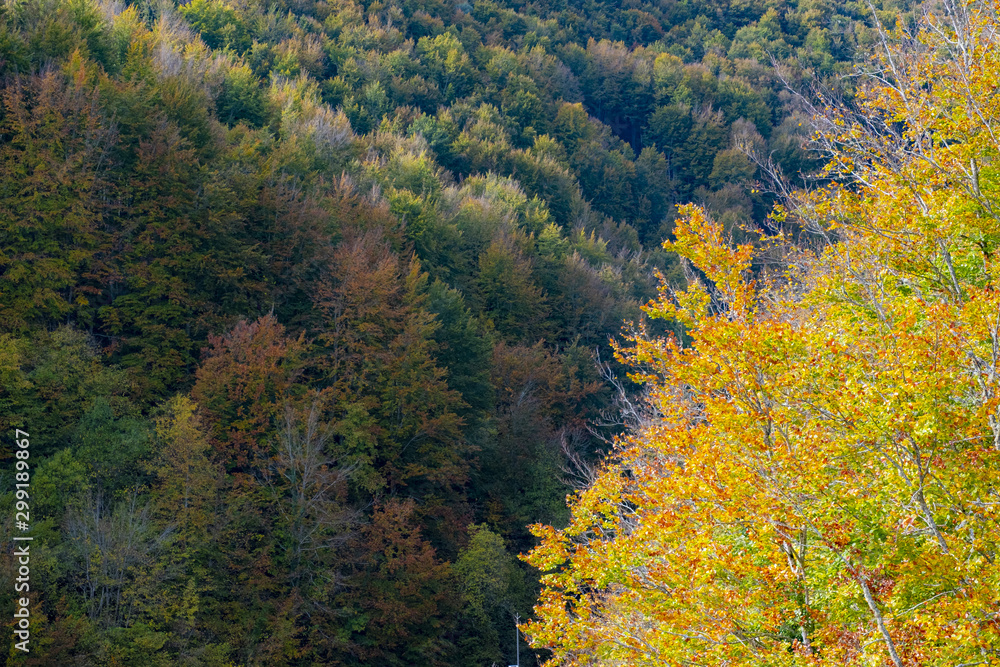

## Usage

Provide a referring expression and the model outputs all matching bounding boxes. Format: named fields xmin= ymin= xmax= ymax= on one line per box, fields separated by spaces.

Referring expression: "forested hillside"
xmin=0 ymin=0 xmax=915 ymax=662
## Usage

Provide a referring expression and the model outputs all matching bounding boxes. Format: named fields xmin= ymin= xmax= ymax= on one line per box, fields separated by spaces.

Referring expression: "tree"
xmin=416 ymin=33 xmax=475 ymax=101
xmin=425 ymin=280 xmax=494 ymax=419
xmin=337 ymin=499 xmax=459 ymax=666
xmin=64 ymin=491 xmax=171 ymax=627
xmin=149 ymin=395 xmax=219 ymax=552
xmin=178 ymin=0 xmax=250 ymax=52
xmin=475 ymin=232 xmax=548 ymax=341
xmin=0 ymin=63 xmax=111 ymax=332
xmin=192 ymin=314 xmax=306 ymax=475
xmin=524 ymin=4 xmax=1000 ymax=665
xmin=454 ymin=524 xmax=531 ymax=665
xmin=0 ymin=326 xmax=138 ymax=457
xmin=265 ymin=404 xmax=355 ymax=589
xmin=312 ymin=232 xmax=468 ymax=499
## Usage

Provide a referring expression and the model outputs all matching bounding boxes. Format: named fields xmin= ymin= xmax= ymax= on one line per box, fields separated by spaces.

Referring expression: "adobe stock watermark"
xmin=12 ymin=428 xmax=33 ymax=653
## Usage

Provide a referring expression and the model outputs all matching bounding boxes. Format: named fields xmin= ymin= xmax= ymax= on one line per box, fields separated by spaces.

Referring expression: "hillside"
xmin=0 ymin=0 xmax=913 ymax=663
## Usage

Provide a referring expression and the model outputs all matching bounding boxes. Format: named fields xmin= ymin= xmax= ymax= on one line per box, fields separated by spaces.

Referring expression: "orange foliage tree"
xmin=524 ymin=3 xmax=1000 ymax=665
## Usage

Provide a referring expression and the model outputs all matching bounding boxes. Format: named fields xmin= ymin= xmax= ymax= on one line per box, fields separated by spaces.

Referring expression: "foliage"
xmin=525 ymin=3 xmax=1000 ymax=665
xmin=0 ymin=0 xmax=932 ymax=660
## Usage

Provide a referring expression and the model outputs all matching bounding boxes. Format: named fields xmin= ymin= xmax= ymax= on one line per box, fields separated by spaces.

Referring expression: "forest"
xmin=0 ymin=0 xmax=989 ymax=662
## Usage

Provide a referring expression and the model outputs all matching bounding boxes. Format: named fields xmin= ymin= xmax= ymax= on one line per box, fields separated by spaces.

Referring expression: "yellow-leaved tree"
xmin=524 ymin=2 xmax=1000 ymax=665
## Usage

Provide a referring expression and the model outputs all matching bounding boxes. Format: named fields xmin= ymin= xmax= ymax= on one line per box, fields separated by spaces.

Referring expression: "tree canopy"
xmin=0 ymin=0 xmax=967 ymax=661
xmin=525 ymin=2 xmax=1000 ymax=664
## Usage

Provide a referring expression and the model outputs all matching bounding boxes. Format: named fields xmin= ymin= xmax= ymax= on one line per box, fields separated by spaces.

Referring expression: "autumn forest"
xmin=1 ymin=0 xmax=998 ymax=662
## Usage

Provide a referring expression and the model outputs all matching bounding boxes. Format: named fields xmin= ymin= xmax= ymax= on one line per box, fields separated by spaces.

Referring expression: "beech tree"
xmin=525 ymin=3 xmax=1000 ymax=665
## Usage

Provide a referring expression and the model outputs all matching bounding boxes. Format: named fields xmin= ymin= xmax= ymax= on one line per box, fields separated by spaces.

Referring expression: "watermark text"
xmin=12 ymin=428 xmax=32 ymax=653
